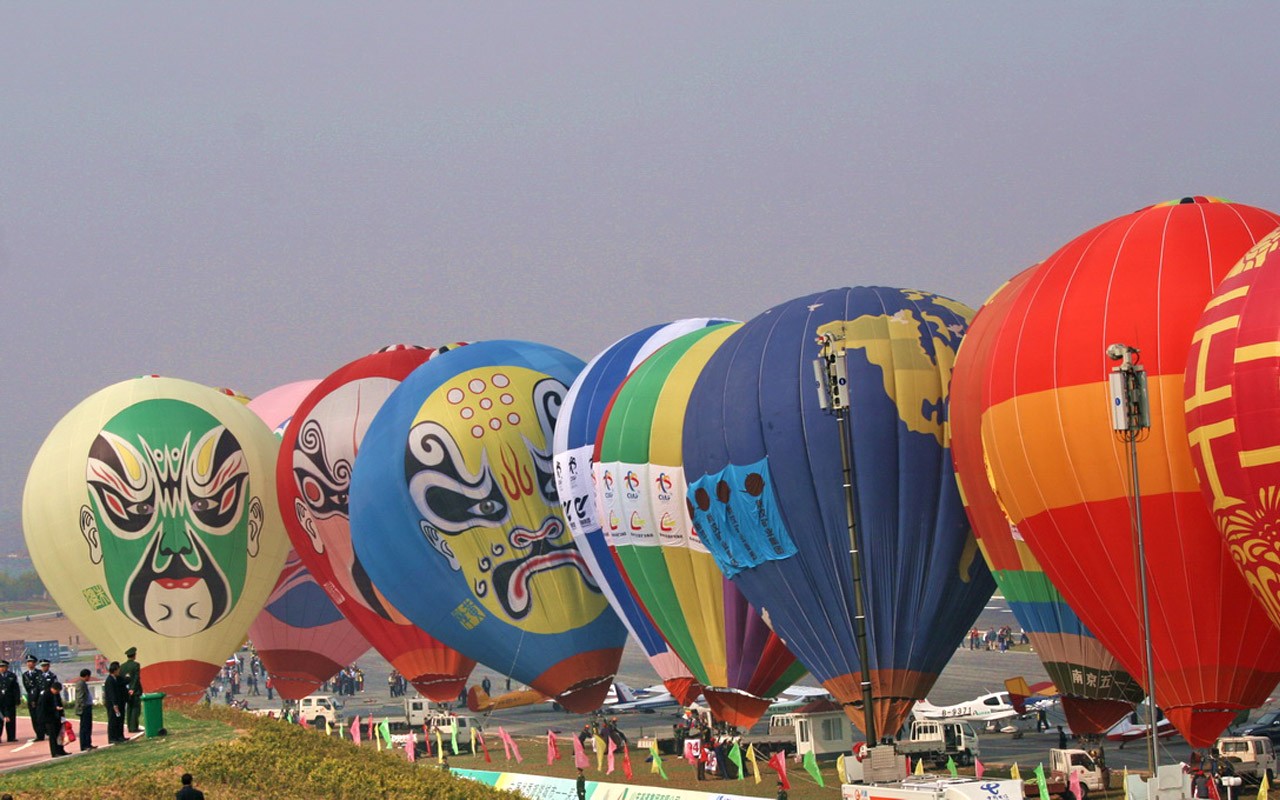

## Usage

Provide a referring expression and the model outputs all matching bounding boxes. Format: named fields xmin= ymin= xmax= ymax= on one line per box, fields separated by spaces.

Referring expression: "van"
xmin=296 ymin=694 xmax=344 ymax=728
xmin=1215 ymin=735 xmax=1276 ymax=780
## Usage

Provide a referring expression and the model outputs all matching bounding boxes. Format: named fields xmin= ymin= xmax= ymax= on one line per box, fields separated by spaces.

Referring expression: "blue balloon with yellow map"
xmin=681 ymin=287 xmax=995 ymax=737
xmin=349 ymin=340 xmax=627 ymax=713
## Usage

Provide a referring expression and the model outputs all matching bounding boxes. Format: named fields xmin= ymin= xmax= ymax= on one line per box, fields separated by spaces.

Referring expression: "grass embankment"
xmin=0 ymin=705 xmax=523 ymax=800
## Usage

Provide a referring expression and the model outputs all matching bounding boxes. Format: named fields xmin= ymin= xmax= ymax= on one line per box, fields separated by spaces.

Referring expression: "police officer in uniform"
xmin=119 ymin=646 xmax=142 ymax=734
xmin=0 ymin=659 xmax=20 ymax=742
xmin=21 ymin=655 xmax=44 ymax=741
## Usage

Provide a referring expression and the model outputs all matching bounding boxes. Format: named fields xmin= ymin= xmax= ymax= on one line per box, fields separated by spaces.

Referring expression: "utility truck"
xmin=293 ymin=694 xmax=344 ymax=728
xmin=895 ymin=720 xmax=980 ymax=767
xmin=1215 ymin=735 xmax=1276 ymax=781
xmin=843 ymin=775 xmax=1024 ymax=800
xmin=1022 ymin=749 xmax=1109 ymax=800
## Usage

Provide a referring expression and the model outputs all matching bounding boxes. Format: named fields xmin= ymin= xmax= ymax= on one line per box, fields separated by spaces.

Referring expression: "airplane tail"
xmin=614 ymin=682 xmax=637 ymax=704
xmin=467 ymin=685 xmax=490 ymax=713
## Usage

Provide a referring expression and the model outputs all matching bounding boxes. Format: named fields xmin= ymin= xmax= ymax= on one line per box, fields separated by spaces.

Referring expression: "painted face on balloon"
xmin=78 ymin=400 xmax=262 ymax=637
xmin=290 ymin=379 xmax=409 ymax=622
xmin=405 ymin=367 xmax=604 ymax=634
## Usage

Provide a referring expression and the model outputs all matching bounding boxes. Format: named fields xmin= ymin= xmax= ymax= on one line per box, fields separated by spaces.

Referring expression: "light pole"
xmin=1107 ymin=343 xmax=1157 ymax=776
xmin=814 ymin=325 xmax=877 ymax=747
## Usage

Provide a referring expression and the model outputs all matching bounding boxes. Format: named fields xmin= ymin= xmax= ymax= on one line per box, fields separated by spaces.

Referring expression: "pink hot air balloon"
xmin=247 ymin=381 xmax=370 ymax=700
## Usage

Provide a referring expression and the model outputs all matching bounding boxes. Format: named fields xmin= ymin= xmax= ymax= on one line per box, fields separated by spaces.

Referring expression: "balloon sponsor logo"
xmin=81 ymin=399 xmax=260 ymax=637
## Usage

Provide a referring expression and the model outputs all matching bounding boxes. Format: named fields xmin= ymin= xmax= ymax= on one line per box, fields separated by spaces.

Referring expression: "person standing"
xmin=776 ymin=779 xmax=789 ymax=800
xmin=74 ymin=669 xmax=96 ymax=751
xmin=21 ymin=655 xmax=42 ymax=741
xmin=36 ymin=680 xmax=67 ymax=758
xmin=0 ymin=660 xmax=19 ymax=742
xmin=119 ymin=647 xmax=142 ymax=734
xmin=175 ymin=772 xmax=205 ymax=800
xmin=103 ymin=661 xmax=126 ymax=743
xmin=576 ymin=767 xmax=587 ymax=800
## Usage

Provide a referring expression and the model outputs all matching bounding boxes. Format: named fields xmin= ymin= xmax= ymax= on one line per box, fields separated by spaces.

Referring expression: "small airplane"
xmin=914 ymin=690 xmax=1057 ymax=725
xmin=608 ymin=683 xmax=679 ymax=712
xmin=764 ymin=686 xmax=834 ymax=713
xmin=1105 ymin=710 xmax=1178 ymax=746
xmin=467 ymin=684 xmax=548 ymax=713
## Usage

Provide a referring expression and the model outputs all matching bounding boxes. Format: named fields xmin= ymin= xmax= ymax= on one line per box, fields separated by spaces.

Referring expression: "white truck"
xmin=1024 ymin=749 xmax=1108 ymax=800
xmin=293 ymin=694 xmax=345 ymax=728
xmin=895 ymin=720 xmax=980 ymax=767
xmin=844 ymin=775 xmax=1025 ymax=800
xmin=1215 ymin=735 xmax=1276 ymax=781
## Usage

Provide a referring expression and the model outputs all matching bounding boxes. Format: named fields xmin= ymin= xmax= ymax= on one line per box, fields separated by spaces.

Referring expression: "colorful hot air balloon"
xmin=247 ymin=381 xmax=370 ymax=700
xmin=278 ymin=346 xmax=476 ymax=701
xmin=350 ymin=340 xmax=628 ymax=713
xmin=597 ymin=323 xmax=807 ymax=728
xmin=951 ymin=268 xmax=1143 ymax=734
xmin=23 ymin=376 xmax=290 ymax=700
xmin=978 ymin=197 xmax=1280 ymax=748
xmin=682 ymin=287 xmax=994 ymax=738
xmin=554 ymin=319 xmax=733 ymax=707
xmin=1186 ymin=227 xmax=1280 ymax=632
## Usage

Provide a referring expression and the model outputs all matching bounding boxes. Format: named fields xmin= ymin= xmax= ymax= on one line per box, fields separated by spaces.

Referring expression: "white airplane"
xmin=603 ymin=682 xmax=679 ymax=712
xmin=914 ymin=691 xmax=1030 ymax=724
xmin=763 ymin=686 xmax=834 ymax=714
xmin=1105 ymin=710 xmax=1178 ymax=746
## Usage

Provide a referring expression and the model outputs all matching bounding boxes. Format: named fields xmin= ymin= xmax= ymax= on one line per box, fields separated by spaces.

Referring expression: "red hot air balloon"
xmin=977 ymin=197 xmax=1280 ymax=749
xmin=278 ymin=346 xmax=476 ymax=700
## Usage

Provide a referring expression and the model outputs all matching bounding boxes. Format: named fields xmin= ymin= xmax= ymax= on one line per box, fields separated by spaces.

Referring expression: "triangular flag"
xmin=730 ymin=743 xmax=745 ymax=781
xmin=477 ymin=729 xmax=492 ymax=763
xmin=804 ymin=750 xmax=825 ymax=787
xmin=1208 ymin=775 xmax=1222 ymax=800
xmin=947 ymin=755 xmax=958 ymax=777
xmin=350 ymin=715 xmax=361 ymax=745
xmin=547 ymin=730 xmax=558 ymax=765
xmin=1034 ymin=763 xmax=1050 ymax=800
xmin=837 ymin=754 xmax=846 ymax=784
xmin=623 ymin=744 xmax=633 ymax=781
xmin=1261 ymin=771 xmax=1271 ymax=800
xmin=436 ymin=727 xmax=445 ymax=762
xmin=405 ymin=733 xmax=416 ymax=763
xmin=607 ymin=736 xmax=617 ymax=774
xmin=326 ymin=717 xmax=333 ymax=737
xmin=423 ymin=725 xmax=432 ymax=757
xmin=367 ymin=716 xmax=374 ymax=741
xmin=1011 ymin=763 xmax=1022 ymax=781
xmin=574 ymin=734 xmax=591 ymax=769
xmin=451 ymin=722 xmax=459 ymax=755
xmin=1069 ymin=768 xmax=1083 ymax=800
xmin=915 ymin=755 xmax=925 ymax=775
xmin=649 ymin=742 xmax=668 ymax=780
xmin=975 ymin=758 xmax=985 ymax=779
xmin=1123 ymin=768 xmax=1131 ymax=800
xmin=470 ymin=725 xmax=477 ymax=756
xmin=768 ymin=751 xmax=791 ymax=790
xmin=500 ymin=727 xmax=523 ymax=763
xmin=299 ymin=714 xmax=308 ymax=729
xmin=498 ymin=726 xmax=512 ymax=761
xmin=747 ymin=744 xmax=761 ymax=785
xmin=594 ymin=734 xmax=606 ymax=771
xmin=379 ymin=719 xmax=392 ymax=747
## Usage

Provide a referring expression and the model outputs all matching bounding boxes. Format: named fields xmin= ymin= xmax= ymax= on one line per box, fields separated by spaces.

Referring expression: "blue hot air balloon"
xmin=350 ymin=340 xmax=628 ymax=713
xmin=681 ymin=287 xmax=995 ymax=738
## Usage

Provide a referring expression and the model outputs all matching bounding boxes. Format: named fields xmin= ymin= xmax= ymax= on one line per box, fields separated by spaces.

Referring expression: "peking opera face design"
xmin=404 ymin=367 xmax=605 ymax=634
xmin=80 ymin=400 xmax=262 ymax=637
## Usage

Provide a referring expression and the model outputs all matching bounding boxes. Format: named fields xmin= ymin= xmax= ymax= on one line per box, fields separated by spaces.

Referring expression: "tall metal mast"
xmin=1107 ymin=343 xmax=1157 ymax=775
xmin=815 ymin=325 xmax=877 ymax=746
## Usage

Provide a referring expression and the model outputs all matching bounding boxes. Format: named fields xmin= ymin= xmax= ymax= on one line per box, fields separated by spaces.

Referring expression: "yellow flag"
xmin=470 ymin=725 xmax=477 ymax=755
xmin=376 ymin=718 xmax=382 ymax=752
xmin=915 ymin=756 xmax=924 ymax=775
xmin=1011 ymin=763 xmax=1021 ymax=781
xmin=594 ymin=735 xmax=606 ymax=771
xmin=837 ymin=754 xmax=846 ymax=782
xmin=747 ymin=743 xmax=761 ymax=784
xmin=436 ymin=728 xmax=445 ymax=763
xmin=1261 ymin=770 xmax=1271 ymax=800
xmin=325 ymin=717 xmax=333 ymax=737
xmin=1122 ymin=767 xmax=1130 ymax=800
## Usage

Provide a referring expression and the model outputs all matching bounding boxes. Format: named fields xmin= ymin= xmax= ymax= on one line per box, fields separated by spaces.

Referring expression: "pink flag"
xmin=547 ymin=730 xmax=560 ymax=765
xmin=367 ymin=716 xmax=375 ymax=741
xmin=350 ymin=715 xmax=362 ymax=745
xmin=509 ymin=733 xmax=524 ymax=764
xmin=405 ymin=734 xmax=416 ymax=762
xmin=478 ymin=730 xmax=492 ymax=763
xmin=573 ymin=733 xmax=591 ymax=769
xmin=499 ymin=726 xmax=513 ymax=761
xmin=607 ymin=736 xmax=617 ymax=774
xmin=975 ymin=758 xmax=985 ymax=779
xmin=1070 ymin=769 xmax=1084 ymax=800
xmin=768 ymin=751 xmax=791 ymax=790
xmin=299 ymin=714 xmax=308 ymax=729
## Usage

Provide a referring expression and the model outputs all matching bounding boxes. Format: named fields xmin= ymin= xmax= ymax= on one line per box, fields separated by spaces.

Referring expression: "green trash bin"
xmin=141 ymin=692 xmax=166 ymax=737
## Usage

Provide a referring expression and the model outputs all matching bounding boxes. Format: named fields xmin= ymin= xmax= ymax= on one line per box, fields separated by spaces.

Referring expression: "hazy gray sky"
xmin=4 ymin=2 xmax=1279 ymax=549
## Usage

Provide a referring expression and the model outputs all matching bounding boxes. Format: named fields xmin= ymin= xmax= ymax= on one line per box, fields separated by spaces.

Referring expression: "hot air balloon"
xmin=553 ymin=319 xmax=734 ymax=707
xmin=1185 ymin=226 xmax=1280 ymax=632
xmin=682 ymin=287 xmax=994 ymax=738
xmin=277 ymin=345 xmax=476 ymax=701
xmin=978 ymin=197 xmax=1280 ymax=748
xmin=246 ymin=381 xmax=370 ymax=700
xmin=23 ymin=376 xmax=290 ymax=700
xmin=597 ymin=323 xmax=807 ymax=728
xmin=350 ymin=340 xmax=628 ymax=713
xmin=951 ymin=268 xmax=1144 ymax=734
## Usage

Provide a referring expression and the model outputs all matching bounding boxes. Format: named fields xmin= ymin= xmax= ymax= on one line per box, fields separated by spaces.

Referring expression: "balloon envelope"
xmin=1185 ymin=227 xmax=1280 ymax=633
xmin=351 ymin=340 xmax=628 ymax=713
xmin=23 ymin=377 xmax=289 ymax=699
xmin=277 ymin=346 xmax=476 ymax=701
xmin=682 ymin=287 xmax=994 ymax=737
xmin=597 ymin=323 xmax=807 ymax=728
xmin=553 ymin=319 xmax=733 ymax=706
xmin=978 ymin=197 xmax=1280 ymax=748
xmin=247 ymin=381 xmax=370 ymax=700
xmin=951 ymin=269 xmax=1143 ymax=733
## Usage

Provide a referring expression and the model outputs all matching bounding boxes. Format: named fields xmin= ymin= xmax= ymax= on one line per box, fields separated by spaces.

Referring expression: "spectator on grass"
xmin=176 ymin=772 xmax=205 ymax=800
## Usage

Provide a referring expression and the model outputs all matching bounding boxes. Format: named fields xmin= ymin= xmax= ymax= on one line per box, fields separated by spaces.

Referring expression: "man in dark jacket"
xmin=0 ymin=660 xmax=19 ymax=742
xmin=74 ymin=669 xmax=96 ymax=751
xmin=36 ymin=681 xmax=67 ymax=758
xmin=21 ymin=655 xmax=42 ymax=741
xmin=175 ymin=772 xmax=205 ymax=799
xmin=119 ymin=647 xmax=142 ymax=734
xmin=103 ymin=661 xmax=126 ymax=743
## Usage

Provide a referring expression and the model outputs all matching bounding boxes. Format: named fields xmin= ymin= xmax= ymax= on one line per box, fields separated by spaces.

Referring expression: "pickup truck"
xmin=1215 ymin=735 xmax=1276 ymax=781
xmin=292 ymin=694 xmax=344 ymax=728
xmin=1022 ymin=748 xmax=1108 ymax=800
xmin=895 ymin=720 xmax=979 ymax=767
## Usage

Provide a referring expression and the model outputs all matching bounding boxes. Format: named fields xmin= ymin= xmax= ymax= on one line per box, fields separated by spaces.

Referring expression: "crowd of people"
xmin=965 ymin=626 xmax=1030 ymax=652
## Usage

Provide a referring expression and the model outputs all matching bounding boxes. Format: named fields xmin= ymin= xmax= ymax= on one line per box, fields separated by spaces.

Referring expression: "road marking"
xmin=14 ymin=741 xmax=33 ymax=752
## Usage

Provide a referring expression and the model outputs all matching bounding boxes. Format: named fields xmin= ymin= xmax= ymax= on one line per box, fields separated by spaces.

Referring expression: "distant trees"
xmin=0 ymin=571 xmax=46 ymax=602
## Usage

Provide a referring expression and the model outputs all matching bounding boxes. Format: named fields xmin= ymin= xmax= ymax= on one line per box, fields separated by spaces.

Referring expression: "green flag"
xmin=451 ymin=724 xmax=460 ymax=755
xmin=728 ymin=743 xmax=744 ymax=781
xmin=379 ymin=719 xmax=392 ymax=747
xmin=649 ymin=743 xmax=668 ymax=780
xmin=804 ymin=751 xmax=825 ymax=787
xmin=1034 ymin=763 xmax=1050 ymax=800
xmin=947 ymin=756 xmax=958 ymax=777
